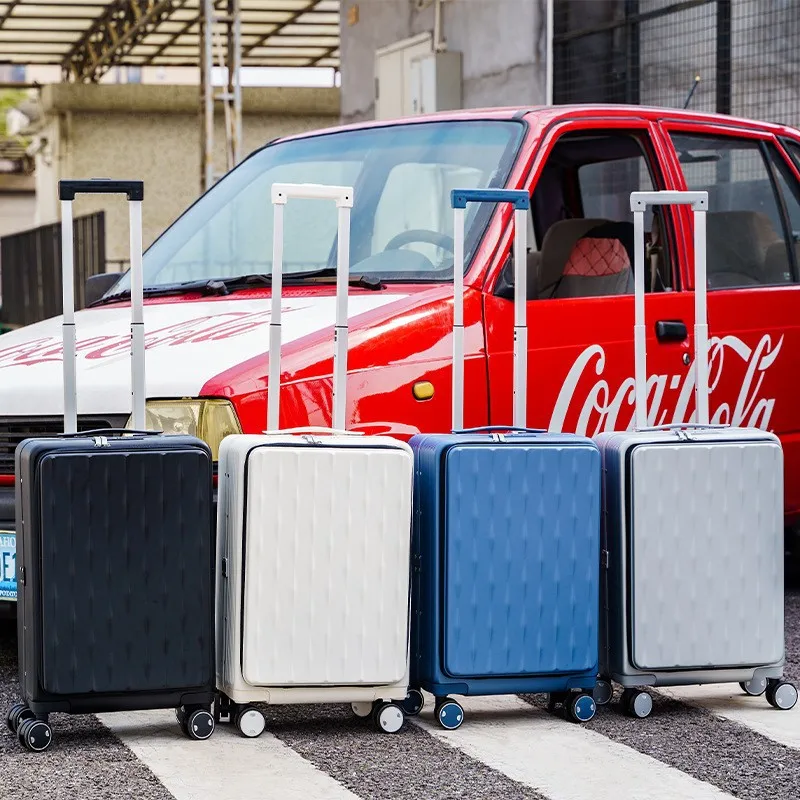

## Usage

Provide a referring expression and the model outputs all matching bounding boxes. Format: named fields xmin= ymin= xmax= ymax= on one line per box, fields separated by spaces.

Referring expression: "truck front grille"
xmin=0 ymin=416 xmax=129 ymax=474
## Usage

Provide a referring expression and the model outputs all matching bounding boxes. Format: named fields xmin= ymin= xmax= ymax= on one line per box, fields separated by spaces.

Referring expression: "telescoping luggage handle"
xmin=58 ymin=178 xmax=145 ymax=434
xmin=268 ymin=183 xmax=354 ymax=433
xmin=451 ymin=188 xmax=529 ymax=431
xmin=630 ymin=190 xmax=709 ymax=431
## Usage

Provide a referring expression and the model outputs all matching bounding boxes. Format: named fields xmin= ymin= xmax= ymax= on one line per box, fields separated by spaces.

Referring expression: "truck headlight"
xmin=125 ymin=399 xmax=242 ymax=460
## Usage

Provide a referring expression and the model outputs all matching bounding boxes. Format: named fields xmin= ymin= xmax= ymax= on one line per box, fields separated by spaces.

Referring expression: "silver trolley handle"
xmin=58 ymin=178 xmax=145 ymax=434
xmin=630 ymin=190 xmax=709 ymax=430
xmin=450 ymin=188 xmax=529 ymax=431
xmin=268 ymin=183 xmax=354 ymax=433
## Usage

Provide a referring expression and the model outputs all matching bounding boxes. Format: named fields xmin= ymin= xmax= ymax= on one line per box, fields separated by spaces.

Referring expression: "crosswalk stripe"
xmin=414 ymin=694 xmax=736 ymax=800
xmin=97 ymin=709 xmax=361 ymax=800
xmin=658 ymin=684 xmax=800 ymax=749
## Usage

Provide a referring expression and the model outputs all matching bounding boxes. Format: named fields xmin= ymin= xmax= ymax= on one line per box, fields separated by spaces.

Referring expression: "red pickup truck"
xmin=1 ymin=103 xmax=799 ymax=607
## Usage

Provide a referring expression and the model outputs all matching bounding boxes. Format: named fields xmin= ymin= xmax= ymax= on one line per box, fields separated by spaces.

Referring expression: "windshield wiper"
xmin=89 ymin=270 xmax=383 ymax=307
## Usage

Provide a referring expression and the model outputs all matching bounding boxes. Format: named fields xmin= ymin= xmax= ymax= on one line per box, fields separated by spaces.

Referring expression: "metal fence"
xmin=0 ymin=211 xmax=106 ymax=328
xmin=553 ymin=0 xmax=800 ymax=128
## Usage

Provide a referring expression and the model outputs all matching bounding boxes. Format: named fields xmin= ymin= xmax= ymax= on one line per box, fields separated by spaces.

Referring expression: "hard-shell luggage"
xmin=214 ymin=182 xmax=415 ymax=738
xmin=594 ymin=190 xmax=798 ymax=718
xmin=5 ymin=179 xmax=217 ymax=752
xmin=408 ymin=188 xmax=602 ymax=730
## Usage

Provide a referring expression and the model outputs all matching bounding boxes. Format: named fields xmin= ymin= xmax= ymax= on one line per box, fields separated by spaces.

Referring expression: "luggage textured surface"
xmin=16 ymin=435 xmax=215 ymax=703
xmin=598 ymin=427 xmax=785 ymax=680
xmin=240 ymin=439 xmax=413 ymax=687
xmin=411 ymin=431 xmax=601 ymax=690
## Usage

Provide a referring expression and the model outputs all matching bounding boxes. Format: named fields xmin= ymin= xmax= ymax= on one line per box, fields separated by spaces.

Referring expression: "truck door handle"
xmin=655 ymin=320 xmax=688 ymax=342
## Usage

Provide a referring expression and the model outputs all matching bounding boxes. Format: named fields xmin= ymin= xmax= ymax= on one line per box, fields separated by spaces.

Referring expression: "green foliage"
xmin=0 ymin=89 xmax=29 ymax=137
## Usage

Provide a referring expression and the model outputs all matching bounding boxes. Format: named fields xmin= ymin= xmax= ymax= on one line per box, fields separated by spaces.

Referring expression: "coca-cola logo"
xmin=549 ymin=333 xmax=782 ymax=435
xmin=0 ymin=307 xmax=307 ymax=368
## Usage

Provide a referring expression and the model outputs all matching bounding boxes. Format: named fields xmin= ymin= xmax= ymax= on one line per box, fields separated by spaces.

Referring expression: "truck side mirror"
xmin=85 ymin=272 xmax=122 ymax=306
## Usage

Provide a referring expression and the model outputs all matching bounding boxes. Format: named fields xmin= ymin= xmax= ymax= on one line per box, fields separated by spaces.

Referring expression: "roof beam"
xmin=0 ymin=1 xmax=24 ymax=30
xmin=61 ymin=0 xmax=188 ymax=82
xmin=241 ymin=0 xmax=317 ymax=57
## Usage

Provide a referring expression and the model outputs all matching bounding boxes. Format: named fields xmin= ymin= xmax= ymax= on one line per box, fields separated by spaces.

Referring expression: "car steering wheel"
xmin=384 ymin=229 xmax=456 ymax=253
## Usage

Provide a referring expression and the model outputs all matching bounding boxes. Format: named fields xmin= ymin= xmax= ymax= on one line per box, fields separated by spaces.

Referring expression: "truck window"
xmin=529 ymin=131 xmax=671 ymax=300
xmin=670 ymin=133 xmax=799 ymax=288
xmin=107 ymin=120 xmax=525 ymax=294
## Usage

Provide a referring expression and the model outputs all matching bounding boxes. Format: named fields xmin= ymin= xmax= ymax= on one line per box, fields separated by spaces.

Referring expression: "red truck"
xmin=1 ymin=103 xmax=799 ymax=608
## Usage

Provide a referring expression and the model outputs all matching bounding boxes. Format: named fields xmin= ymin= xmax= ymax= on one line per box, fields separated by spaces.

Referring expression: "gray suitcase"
xmin=593 ymin=190 xmax=798 ymax=718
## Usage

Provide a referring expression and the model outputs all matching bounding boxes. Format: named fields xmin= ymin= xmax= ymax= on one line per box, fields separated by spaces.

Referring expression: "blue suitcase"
xmin=408 ymin=189 xmax=602 ymax=730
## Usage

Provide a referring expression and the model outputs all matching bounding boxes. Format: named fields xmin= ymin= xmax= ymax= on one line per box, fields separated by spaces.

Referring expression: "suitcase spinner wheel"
xmin=236 ymin=707 xmax=267 ymax=738
xmin=400 ymin=689 xmax=425 ymax=717
xmin=621 ymin=689 xmax=653 ymax=719
xmin=16 ymin=717 xmax=53 ymax=752
xmin=740 ymin=677 xmax=768 ymax=697
xmin=545 ymin=692 xmax=597 ymax=723
xmin=766 ymin=680 xmax=798 ymax=711
xmin=6 ymin=702 xmax=33 ymax=733
xmin=373 ymin=702 xmax=406 ymax=734
xmin=434 ymin=697 xmax=464 ymax=730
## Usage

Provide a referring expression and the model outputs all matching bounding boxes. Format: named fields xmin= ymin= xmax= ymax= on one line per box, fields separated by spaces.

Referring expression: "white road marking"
xmin=414 ymin=693 xmax=736 ymax=800
xmin=97 ymin=709 xmax=360 ymax=800
xmin=658 ymin=683 xmax=800 ymax=749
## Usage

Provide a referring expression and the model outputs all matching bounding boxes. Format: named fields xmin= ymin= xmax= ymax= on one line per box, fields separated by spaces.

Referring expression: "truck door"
xmin=483 ymin=119 xmax=695 ymax=435
xmin=660 ymin=124 xmax=800 ymax=522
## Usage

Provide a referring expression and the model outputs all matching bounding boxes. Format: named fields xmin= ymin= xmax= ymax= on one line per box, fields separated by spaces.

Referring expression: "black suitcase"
xmin=5 ymin=179 xmax=216 ymax=752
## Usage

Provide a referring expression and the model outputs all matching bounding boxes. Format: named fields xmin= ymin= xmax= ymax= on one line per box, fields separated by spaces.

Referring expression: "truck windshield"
xmin=107 ymin=119 xmax=524 ymax=293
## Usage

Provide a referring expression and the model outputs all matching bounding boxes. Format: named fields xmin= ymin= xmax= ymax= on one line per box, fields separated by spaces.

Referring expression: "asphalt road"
xmin=2 ymin=589 xmax=798 ymax=800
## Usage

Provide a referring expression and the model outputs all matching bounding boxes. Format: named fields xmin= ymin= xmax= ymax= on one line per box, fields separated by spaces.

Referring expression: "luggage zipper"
xmin=93 ymin=436 xmax=110 ymax=447
xmin=490 ymin=433 xmax=506 ymax=443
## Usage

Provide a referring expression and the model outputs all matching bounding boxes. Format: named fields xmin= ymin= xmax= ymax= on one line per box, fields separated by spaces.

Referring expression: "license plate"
xmin=0 ymin=531 xmax=16 ymax=601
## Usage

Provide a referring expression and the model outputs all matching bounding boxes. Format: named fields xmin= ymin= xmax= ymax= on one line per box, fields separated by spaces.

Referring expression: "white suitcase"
xmin=593 ymin=191 xmax=797 ymax=718
xmin=215 ymin=183 xmax=415 ymax=738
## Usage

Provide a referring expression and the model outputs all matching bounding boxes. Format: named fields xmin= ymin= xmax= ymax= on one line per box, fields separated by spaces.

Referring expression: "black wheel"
xmin=372 ymin=702 xmax=405 ymax=734
xmin=566 ymin=692 xmax=597 ymax=723
xmin=184 ymin=709 xmax=215 ymax=741
xmin=593 ymin=679 xmax=613 ymax=706
xmin=236 ymin=707 xmax=266 ymax=738
xmin=400 ymin=689 xmax=424 ymax=717
xmin=622 ymin=688 xmax=653 ymax=719
xmin=20 ymin=719 xmax=53 ymax=753
xmin=766 ymin=680 xmax=798 ymax=710
xmin=740 ymin=677 xmax=768 ymax=697
xmin=435 ymin=698 xmax=464 ymax=730
xmin=6 ymin=703 xmax=32 ymax=734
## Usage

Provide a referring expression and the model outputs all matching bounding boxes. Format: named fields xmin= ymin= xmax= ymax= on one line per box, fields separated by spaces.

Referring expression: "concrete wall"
xmin=340 ymin=0 xmax=548 ymax=123
xmin=0 ymin=176 xmax=35 ymax=239
xmin=32 ymin=83 xmax=340 ymax=266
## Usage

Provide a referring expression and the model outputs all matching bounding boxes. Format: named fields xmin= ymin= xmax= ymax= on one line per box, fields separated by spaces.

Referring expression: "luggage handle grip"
xmin=269 ymin=183 xmax=354 ymax=435
xmin=57 ymin=428 xmax=161 ymax=438
xmin=453 ymin=425 xmax=546 ymax=435
xmin=261 ymin=426 xmax=364 ymax=436
xmin=630 ymin=190 xmax=709 ymax=431
xmin=59 ymin=178 xmax=144 ymax=202
xmin=59 ymin=177 xmax=146 ymax=436
xmin=450 ymin=188 xmax=529 ymax=433
xmin=638 ymin=423 xmax=728 ymax=432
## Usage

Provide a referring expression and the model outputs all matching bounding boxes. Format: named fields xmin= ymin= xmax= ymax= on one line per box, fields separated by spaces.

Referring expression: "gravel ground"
xmin=261 ymin=702 xmax=547 ymax=800
xmin=0 ymin=619 xmax=172 ymax=800
xmin=521 ymin=587 xmax=800 ymax=800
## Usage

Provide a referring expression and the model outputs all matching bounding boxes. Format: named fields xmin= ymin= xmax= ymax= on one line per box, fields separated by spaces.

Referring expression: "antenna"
xmin=683 ymin=74 xmax=701 ymax=109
